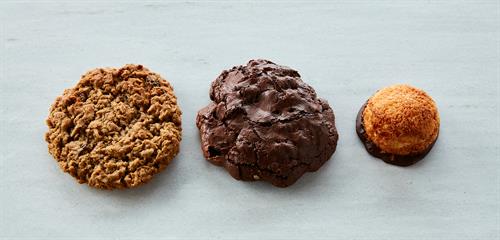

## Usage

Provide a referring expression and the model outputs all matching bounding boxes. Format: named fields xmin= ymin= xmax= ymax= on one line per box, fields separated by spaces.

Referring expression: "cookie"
xmin=196 ymin=59 xmax=338 ymax=187
xmin=45 ymin=64 xmax=182 ymax=189
xmin=356 ymin=84 xmax=439 ymax=166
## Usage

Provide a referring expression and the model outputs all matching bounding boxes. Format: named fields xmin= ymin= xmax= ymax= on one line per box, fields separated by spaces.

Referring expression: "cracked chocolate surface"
xmin=196 ymin=59 xmax=338 ymax=187
xmin=45 ymin=64 xmax=182 ymax=189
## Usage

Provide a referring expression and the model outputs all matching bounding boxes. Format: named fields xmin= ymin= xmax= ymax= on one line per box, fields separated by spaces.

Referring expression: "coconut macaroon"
xmin=356 ymin=84 xmax=439 ymax=166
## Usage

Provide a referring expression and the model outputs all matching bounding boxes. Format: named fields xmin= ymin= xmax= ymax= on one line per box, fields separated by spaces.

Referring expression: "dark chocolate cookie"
xmin=196 ymin=59 xmax=338 ymax=187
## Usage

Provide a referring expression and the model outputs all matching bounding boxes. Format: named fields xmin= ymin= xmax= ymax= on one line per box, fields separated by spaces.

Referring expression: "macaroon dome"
xmin=362 ymin=84 xmax=439 ymax=156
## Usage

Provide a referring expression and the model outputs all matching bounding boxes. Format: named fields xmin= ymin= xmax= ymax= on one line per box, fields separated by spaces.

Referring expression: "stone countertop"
xmin=1 ymin=1 xmax=499 ymax=239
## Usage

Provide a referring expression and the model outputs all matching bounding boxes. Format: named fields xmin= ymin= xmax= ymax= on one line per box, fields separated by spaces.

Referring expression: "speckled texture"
xmin=356 ymin=84 xmax=439 ymax=166
xmin=362 ymin=84 xmax=439 ymax=156
xmin=45 ymin=64 xmax=182 ymax=189
xmin=196 ymin=59 xmax=338 ymax=187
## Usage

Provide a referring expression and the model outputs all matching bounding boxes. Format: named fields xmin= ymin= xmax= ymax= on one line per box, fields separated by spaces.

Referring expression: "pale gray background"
xmin=1 ymin=1 xmax=499 ymax=239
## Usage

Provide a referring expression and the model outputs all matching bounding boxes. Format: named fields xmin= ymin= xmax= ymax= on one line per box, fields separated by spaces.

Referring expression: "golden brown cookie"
xmin=356 ymin=84 xmax=439 ymax=166
xmin=45 ymin=64 xmax=182 ymax=189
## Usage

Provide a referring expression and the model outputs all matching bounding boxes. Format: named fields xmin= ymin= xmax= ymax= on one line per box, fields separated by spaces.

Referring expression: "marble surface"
xmin=1 ymin=1 xmax=499 ymax=239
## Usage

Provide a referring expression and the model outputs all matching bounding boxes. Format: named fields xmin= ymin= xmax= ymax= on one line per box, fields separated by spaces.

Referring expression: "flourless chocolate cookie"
xmin=45 ymin=64 xmax=182 ymax=189
xmin=196 ymin=59 xmax=338 ymax=187
xmin=356 ymin=84 xmax=439 ymax=166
